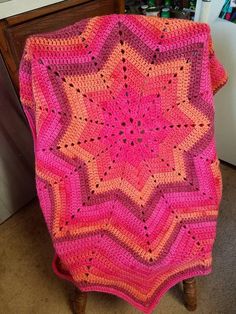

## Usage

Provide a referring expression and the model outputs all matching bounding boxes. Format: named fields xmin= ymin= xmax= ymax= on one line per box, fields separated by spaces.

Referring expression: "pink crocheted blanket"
xmin=19 ymin=15 xmax=227 ymax=313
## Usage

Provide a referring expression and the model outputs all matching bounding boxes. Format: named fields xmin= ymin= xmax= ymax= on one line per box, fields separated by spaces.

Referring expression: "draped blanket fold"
xmin=19 ymin=15 xmax=227 ymax=314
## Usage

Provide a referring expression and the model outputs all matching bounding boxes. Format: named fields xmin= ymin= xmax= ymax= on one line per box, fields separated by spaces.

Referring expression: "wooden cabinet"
xmin=0 ymin=0 xmax=125 ymax=89
xmin=0 ymin=0 xmax=124 ymax=222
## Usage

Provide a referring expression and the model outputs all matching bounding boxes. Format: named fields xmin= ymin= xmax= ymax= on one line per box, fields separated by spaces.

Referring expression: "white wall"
xmin=212 ymin=19 xmax=236 ymax=165
xmin=196 ymin=0 xmax=236 ymax=165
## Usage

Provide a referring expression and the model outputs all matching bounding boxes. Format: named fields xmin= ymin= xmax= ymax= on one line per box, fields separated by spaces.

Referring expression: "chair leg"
xmin=183 ymin=277 xmax=197 ymax=311
xmin=71 ymin=288 xmax=88 ymax=314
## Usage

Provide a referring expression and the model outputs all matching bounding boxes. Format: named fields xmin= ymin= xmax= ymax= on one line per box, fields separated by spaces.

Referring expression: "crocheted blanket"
xmin=19 ymin=15 xmax=227 ymax=313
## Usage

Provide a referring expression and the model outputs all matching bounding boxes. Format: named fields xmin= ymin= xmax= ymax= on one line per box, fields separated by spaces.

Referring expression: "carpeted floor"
xmin=0 ymin=163 xmax=235 ymax=314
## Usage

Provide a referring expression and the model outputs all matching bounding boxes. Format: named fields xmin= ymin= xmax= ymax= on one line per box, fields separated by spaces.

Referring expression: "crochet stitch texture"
xmin=19 ymin=15 xmax=227 ymax=314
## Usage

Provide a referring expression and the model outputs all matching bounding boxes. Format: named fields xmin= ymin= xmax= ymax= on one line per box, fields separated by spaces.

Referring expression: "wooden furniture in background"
xmin=0 ymin=0 xmax=125 ymax=90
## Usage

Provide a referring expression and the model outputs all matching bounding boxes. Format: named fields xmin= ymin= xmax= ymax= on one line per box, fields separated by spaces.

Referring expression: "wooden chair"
xmin=71 ymin=278 xmax=197 ymax=313
xmin=57 ymin=247 xmax=197 ymax=313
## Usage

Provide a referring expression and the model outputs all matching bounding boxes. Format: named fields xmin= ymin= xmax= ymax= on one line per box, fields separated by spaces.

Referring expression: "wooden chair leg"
xmin=71 ymin=288 xmax=88 ymax=314
xmin=183 ymin=277 xmax=197 ymax=311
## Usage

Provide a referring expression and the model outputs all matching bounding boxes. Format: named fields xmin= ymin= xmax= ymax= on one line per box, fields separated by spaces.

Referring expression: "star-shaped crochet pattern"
xmin=23 ymin=15 xmax=225 ymax=314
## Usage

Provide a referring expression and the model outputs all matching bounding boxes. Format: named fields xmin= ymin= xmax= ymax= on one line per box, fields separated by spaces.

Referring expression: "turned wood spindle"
xmin=71 ymin=288 xmax=88 ymax=314
xmin=183 ymin=277 xmax=197 ymax=311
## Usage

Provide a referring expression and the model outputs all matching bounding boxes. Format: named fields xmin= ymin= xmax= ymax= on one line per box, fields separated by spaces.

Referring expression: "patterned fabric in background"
xmin=20 ymin=15 xmax=227 ymax=314
xmin=220 ymin=0 xmax=236 ymax=23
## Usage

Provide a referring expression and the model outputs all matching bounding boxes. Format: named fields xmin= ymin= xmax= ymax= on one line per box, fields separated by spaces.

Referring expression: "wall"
xmin=195 ymin=0 xmax=236 ymax=165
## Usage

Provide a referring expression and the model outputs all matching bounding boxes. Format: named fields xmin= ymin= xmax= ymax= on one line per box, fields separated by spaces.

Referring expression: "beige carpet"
xmin=0 ymin=163 xmax=235 ymax=314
